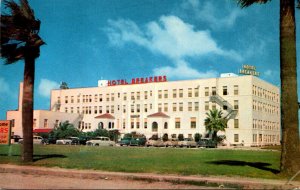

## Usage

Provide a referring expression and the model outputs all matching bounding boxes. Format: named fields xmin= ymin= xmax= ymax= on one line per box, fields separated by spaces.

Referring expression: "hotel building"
xmin=47 ymin=73 xmax=280 ymax=146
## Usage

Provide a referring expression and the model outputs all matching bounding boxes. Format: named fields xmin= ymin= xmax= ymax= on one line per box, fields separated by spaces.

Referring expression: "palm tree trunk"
xmin=21 ymin=53 xmax=35 ymax=162
xmin=280 ymin=0 xmax=300 ymax=175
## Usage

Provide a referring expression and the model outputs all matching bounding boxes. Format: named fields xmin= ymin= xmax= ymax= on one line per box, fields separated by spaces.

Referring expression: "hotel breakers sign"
xmin=239 ymin=64 xmax=260 ymax=77
xmin=108 ymin=75 xmax=167 ymax=86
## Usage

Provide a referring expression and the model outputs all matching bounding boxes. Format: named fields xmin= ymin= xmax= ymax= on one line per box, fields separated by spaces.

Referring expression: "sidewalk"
xmin=1 ymin=164 xmax=299 ymax=189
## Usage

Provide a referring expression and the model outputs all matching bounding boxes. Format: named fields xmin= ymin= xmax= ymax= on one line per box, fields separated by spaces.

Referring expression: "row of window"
xmin=252 ymin=85 xmax=279 ymax=103
xmin=253 ymin=119 xmax=280 ymax=131
xmin=253 ymin=100 xmax=279 ymax=115
xmin=252 ymin=134 xmax=280 ymax=143
xmin=59 ymin=85 xmax=242 ymax=105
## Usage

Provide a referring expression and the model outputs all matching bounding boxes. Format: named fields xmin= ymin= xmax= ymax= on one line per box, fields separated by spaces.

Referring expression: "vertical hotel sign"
xmin=0 ymin=120 xmax=11 ymax=145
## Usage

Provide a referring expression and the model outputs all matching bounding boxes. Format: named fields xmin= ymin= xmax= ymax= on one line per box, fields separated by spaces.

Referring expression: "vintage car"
xmin=86 ymin=136 xmax=115 ymax=146
xmin=119 ymin=137 xmax=146 ymax=146
xmin=197 ymin=138 xmax=217 ymax=148
xmin=56 ymin=137 xmax=79 ymax=145
xmin=163 ymin=138 xmax=179 ymax=147
xmin=178 ymin=138 xmax=198 ymax=148
xmin=145 ymin=139 xmax=164 ymax=147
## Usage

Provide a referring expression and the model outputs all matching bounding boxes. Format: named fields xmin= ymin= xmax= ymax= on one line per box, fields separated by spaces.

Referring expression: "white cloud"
xmin=38 ymin=79 xmax=59 ymax=98
xmin=181 ymin=0 xmax=244 ymax=30
xmin=0 ymin=77 xmax=10 ymax=94
xmin=153 ymin=60 xmax=218 ymax=80
xmin=106 ymin=15 xmax=243 ymax=62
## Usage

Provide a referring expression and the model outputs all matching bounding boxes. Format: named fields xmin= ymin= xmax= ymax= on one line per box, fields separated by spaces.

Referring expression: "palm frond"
xmin=237 ymin=0 xmax=271 ymax=8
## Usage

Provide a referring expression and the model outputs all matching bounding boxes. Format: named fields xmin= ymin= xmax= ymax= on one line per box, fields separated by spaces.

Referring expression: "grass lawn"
xmin=0 ymin=144 xmax=293 ymax=180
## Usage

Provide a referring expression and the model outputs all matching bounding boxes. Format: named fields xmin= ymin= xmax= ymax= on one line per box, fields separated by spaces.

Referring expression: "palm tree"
xmin=1 ymin=0 xmax=45 ymax=162
xmin=238 ymin=0 xmax=300 ymax=175
xmin=204 ymin=109 xmax=228 ymax=141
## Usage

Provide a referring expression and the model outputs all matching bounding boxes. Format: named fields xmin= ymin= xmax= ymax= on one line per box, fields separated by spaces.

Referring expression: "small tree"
xmin=50 ymin=121 xmax=80 ymax=139
xmin=204 ymin=109 xmax=227 ymax=141
xmin=194 ymin=133 xmax=202 ymax=142
xmin=178 ymin=134 xmax=184 ymax=141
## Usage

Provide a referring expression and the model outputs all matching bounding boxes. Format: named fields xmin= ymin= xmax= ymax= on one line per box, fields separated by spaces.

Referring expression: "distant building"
xmin=6 ymin=83 xmax=81 ymax=137
xmin=49 ymin=74 xmax=280 ymax=146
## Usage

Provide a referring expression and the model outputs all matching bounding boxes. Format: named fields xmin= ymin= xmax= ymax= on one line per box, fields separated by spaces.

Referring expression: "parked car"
xmin=146 ymin=139 xmax=164 ymax=147
xmin=178 ymin=138 xmax=198 ymax=148
xmin=11 ymin=135 xmax=22 ymax=143
xmin=163 ymin=138 xmax=179 ymax=147
xmin=197 ymin=138 xmax=217 ymax=148
xmin=56 ymin=137 xmax=79 ymax=145
xmin=86 ymin=136 xmax=115 ymax=146
xmin=78 ymin=136 xmax=91 ymax=145
xmin=119 ymin=137 xmax=146 ymax=146
xmin=18 ymin=136 xmax=46 ymax=144
xmin=45 ymin=137 xmax=57 ymax=144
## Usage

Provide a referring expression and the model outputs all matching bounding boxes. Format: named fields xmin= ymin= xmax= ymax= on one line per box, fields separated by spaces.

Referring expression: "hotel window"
xmin=223 ymin=101 xmax=228 ymax=110
xmin=65 ymin=107 xmax=68 ymax=113
xmin=205 ymin=101 xmax=209 ymax=111
xmin=190 ymin=117 xmax=196 ymax=129
xmin=77 ymin=107 xmax=80 ymax=114
xmin=118 ymin=105 xmax=120 ymax=111
xmin=106 ymin=94 xmax=110 ymax=101
xmin=223 ymin=86 xmax=228 ymax=95
xmin=234 ymin=100 xmax=239 ymax=110
xmin=194 ymin=88 xmax=199 ymax=97
xmin=89 ymin=95 xmax=92 ymax=102
xmin=158 ymin=90 xmax=162 ymax=99
xmin=71 ymin=96 xmax=74 ymax=103
xmin=164 ymin=90 xmax=168 ymax=99
xmin=188 ymin=102 xmax=192 ymax=111
xmin=111 ymin=105 xmax=114 ymax=114
xmin=179 ymin=102 xmax=183 ymax=111
xmin=136 ymin=118 xmax=140 ymax=129
xmin=76 ymin=95 xmax=80 ymax=103
xmin=188 ymin=88 xmax=192 ymax=97
xmin=83 ymin=95 xmax=85 ymax=103
xmin=164 ymin=122 xmax=168 ymax=129
xmin=106 ymin=105 xmax=110 ymax=113
xmin=86 ymin=95 xmax=89 ymax=102
xmin=33 ymin=119 xmax=36 ymax=128
xmin=70 ymin=107 xmax=74 ymax=113
xmin=158 ymin=103 xmax=162 ymax=112
xmin=83 ymin=107 xmax=86 ymax=114
xmin=253 ymin=134 xmax=257 ymax=143
xmin=194 ymin=102 xmax=199 ymax=111
xmin=136 ymin=104 xmax=140 ymax=113
xmin=144 ymin=104 xmax=148 ymax=112
xmin=234 ymin=134 xmax=239 ymax=142
xmin=65 ymin=96 xmax=68 ymax=104
xmin=150 ymin=104 xmax=153 ymax=110
xmin=150 ymin=90 xmax=153 ymax=96
xmin=144 ymin=119 xmax=147 ymax=129
xmin=175 ymin=118 xmax=181 ymax=129
xmin=123 ymin=119 xmax=126 ymax=129
xmin=118 ymin=93 xmax=120 ymax=98
xmin=205 ymin=87 xmax=209 ymax=96
xmin=171 ymin=134 xmax=177 ymax=139
xmin=137 ymin=92 xmax=140 ymax=100
xmin=131 ymin=119 xmax=134 ymax=129
xmin=144 ymin=91 xmax=148 ymax=100
xmin=131 ymin=92 xmax=135 ymax=100
xmin=111 ymin=93 xmax=115 ymax=101
xmin=99 ymin=94 xmax=103 ymax=102
xmin=164 ymin=103 xmax=168 ymax=112
xmin=173 ymin=89 xmax=177 ymax=98
xmin=179 ymin=89 xmax=183 ymax=98
xmin=89 ymin=106 xmax=91 ymax=114
xmin=212 ymin=87 xmax=216 ymax=95
xmin=131 ymin=104 xmax=134 ymax=113
xmin=212 ymin=101 xmax=216 ymax=110
xmin=99 ymin=106 xmax=102 ymax=114
xmin=234 ymin=119 xmax=239 ymax=128
xmin=123 ymin=105 xmax=126 ymax=113
xmin=234 ymin=85 xmax=239 ymax=95
xmin=54 ymin=120 xmax=59 ymax=128
xmin=11 ymin=119 xmax=15 ymax=128
xmin=123 ymin=93 xmax=127 ymax=101
xmin=44 ymin=119 xmax=48 ymax=128
xmin=173 ymin=103 xmax=177 ymax=112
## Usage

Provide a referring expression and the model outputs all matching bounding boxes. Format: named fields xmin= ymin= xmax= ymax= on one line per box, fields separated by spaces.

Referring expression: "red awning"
xmin=33 ymin=128 xmax=53 ymax=133
xmin=95 ymin=113 xmax=115 ymax=119
xmin=147 ymin=112 xmax=170 ymax=118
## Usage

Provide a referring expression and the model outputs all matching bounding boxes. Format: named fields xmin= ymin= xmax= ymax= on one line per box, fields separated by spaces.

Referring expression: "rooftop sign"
xmin=108 ymin=75 xmax=167 ymax=86
xmin=239 ymin=64 xmax=260 ymax=77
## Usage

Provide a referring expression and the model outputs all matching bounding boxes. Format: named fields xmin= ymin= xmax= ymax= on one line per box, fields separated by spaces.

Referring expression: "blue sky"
xmin=0 ymin=0 xmax=300 ymax=119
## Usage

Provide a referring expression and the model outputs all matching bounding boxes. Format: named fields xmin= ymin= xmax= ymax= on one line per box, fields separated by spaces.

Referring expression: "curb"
xmin=0 ymin=164 xmax=299 ymax=189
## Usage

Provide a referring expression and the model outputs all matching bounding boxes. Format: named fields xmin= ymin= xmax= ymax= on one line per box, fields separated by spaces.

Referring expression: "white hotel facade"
xmin=45 ymin=73 xmax=280 ymax=146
